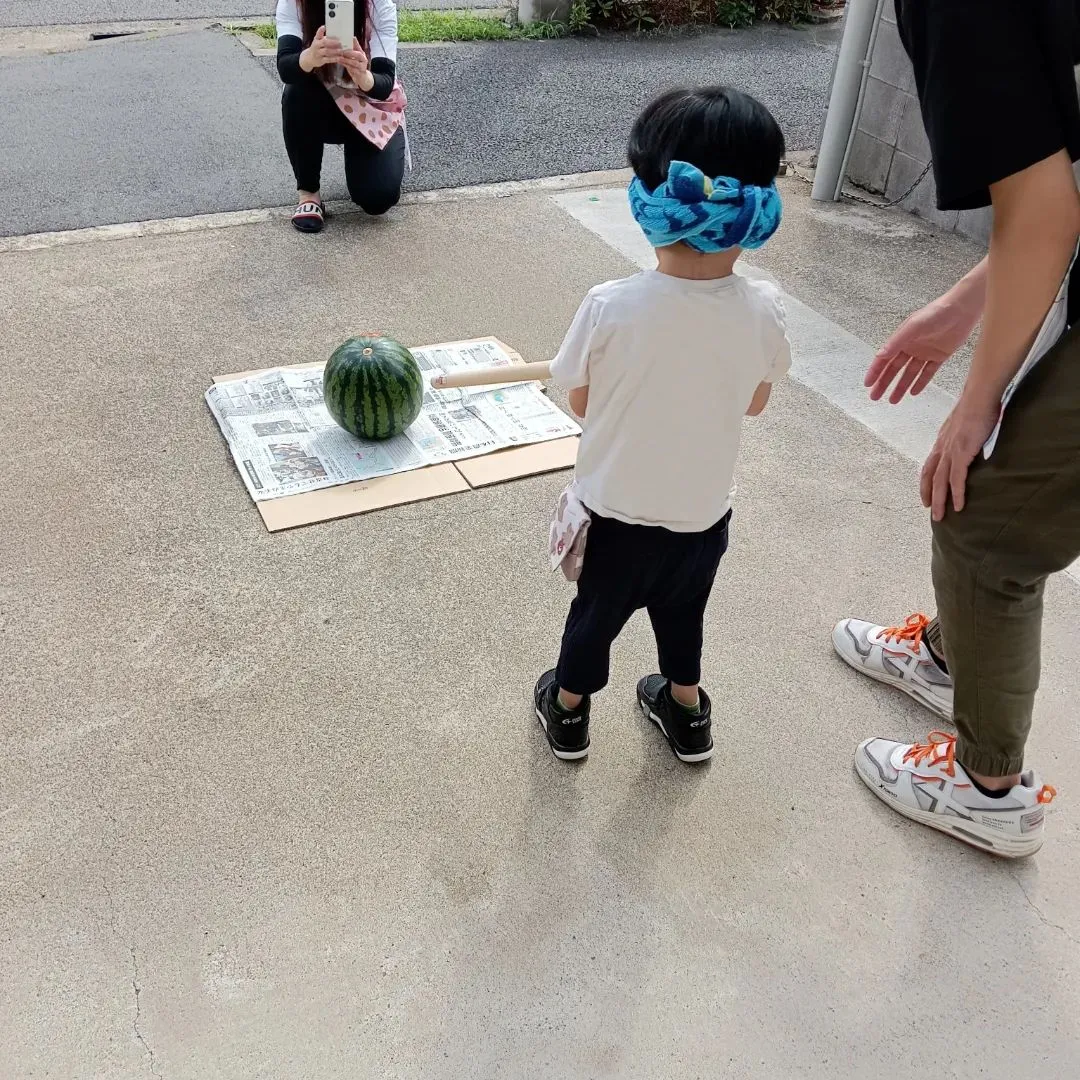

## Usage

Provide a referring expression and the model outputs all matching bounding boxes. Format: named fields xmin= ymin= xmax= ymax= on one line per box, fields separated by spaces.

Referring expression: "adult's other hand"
xmin=920 ymin=390 xmax=999 ymax=520
xmin=865 ymin=259 xmax=986 ymax=404
xmin=866 ymin=296 xmax=981 ymax=403
xmin=301 ymin=26 xmax=343 ymax=71
xmin=342 ymin=37 xmax=374 ymax=91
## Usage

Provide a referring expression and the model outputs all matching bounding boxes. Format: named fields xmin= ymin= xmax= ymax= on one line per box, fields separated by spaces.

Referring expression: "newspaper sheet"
xmin=206 ymin=340 xmax=580 ymax=501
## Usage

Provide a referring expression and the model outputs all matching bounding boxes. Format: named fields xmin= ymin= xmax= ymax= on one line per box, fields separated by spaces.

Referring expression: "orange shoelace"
xmin=903 ymin=730 xmax=957 ymax=777
xmin=881 ymin=612 xmax=932 ymax=650
xmin=903 ymin=732 xmax=1058 ymax=805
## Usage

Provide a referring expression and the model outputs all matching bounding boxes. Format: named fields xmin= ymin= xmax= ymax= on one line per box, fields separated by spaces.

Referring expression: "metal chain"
xmin=783 ymin=158 xmax=933 ymax=209
xmin=843 ymin=160 xmax=934 ymax=208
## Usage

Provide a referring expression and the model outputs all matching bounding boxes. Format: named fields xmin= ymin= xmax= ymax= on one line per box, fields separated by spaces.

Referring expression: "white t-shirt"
xmin=550 ymin=270 xmax=791 ymax=532
xmin=276 ymin=0 xmax=398 ymax=62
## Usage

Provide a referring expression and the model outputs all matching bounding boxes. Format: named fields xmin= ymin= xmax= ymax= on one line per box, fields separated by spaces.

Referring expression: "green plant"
xmin=241 ymin=12 xmax=566 ymax=46
xmin=590 ymin=0 xmax=619 ymax=23
xmin=715 ymin=0 xmax=754 ymax=27
xmin=564 ymin=0 xmax=822 ymax=35
xmin=568 ymin=0 xmax=594 ymax=34
xmin=247 ymin=0 xmax=815 ymax=49
xmin=520 ymin=16 xmax=568 ymax=39
xmin=622 ymin=0 xmax=657 ymax=32
xmin=757 ymin=0 xmax=813 ymax=22
xmin=398 ymin=11 xmax=516 ymax=42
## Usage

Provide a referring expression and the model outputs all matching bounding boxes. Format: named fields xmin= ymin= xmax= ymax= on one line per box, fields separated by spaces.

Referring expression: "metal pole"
xmin=834 ymin=0 xmax=886 ymax=201
xmin=811 ymin=0 xmax=882 ymax=202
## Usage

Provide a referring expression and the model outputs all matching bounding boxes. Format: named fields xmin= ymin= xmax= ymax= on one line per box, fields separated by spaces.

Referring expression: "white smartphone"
xmin=325 ymin=0 xmax=355 ymax=51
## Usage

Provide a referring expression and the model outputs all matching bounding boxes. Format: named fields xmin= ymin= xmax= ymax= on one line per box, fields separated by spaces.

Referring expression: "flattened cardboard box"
xmin=211 ymin=338 xmax=579 ymax=532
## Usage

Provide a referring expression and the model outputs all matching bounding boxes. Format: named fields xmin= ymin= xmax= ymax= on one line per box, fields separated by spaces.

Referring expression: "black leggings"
xmin=282 ymin=78 xmax=405 ymax=215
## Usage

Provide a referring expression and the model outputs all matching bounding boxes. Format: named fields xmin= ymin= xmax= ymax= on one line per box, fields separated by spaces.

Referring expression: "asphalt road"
xmin=1 ymin=23 xmax=838 ymax=235
xmin=390 ymin=27 xmax=838 ymax=191
xmin=0 ymin=0 xmax=494 ymax=24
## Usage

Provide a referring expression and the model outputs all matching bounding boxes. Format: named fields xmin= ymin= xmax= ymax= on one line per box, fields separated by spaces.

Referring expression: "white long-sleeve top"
xmin=275 ymin=0 xmax=398 ymax=63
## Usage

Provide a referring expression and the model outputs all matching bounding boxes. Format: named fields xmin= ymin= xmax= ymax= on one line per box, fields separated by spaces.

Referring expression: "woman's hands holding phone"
xmin=300 ymin=29 xmax=373 ymax=91
xmin=300 ymin=26 xmax=343 ymax=72
xmin=341 ymin=37 xmax=375 ymax=92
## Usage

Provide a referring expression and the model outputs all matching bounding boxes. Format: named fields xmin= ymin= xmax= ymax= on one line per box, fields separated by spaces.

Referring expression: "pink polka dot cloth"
xmin=327 ymin=64 xmax=406 ymax=150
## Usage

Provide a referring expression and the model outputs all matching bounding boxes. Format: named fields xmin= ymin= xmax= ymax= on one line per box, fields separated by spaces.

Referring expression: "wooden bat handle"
xmin=431 ymin=361 xmax=552 ymax=390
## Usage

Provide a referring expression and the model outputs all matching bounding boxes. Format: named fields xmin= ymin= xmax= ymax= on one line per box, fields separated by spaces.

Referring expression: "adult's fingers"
xmin=866 ymin=353 xmax=907 ymax=400
xmin=949 ymin=457 xmax=969 ymax=513
xmin=909 ymin=360 xmax=940 ymax=397
xmin=887 ymin=356 xmax=927 ymax=404
xmin=315 ymin=25 xmax=326 ymax=38
xmin=874 ymin=320 xmax=914 ymax=363
xmin=865 ymin=348 xmax=901 ymax=389
xmin=931 ymin=454 xmax=951 ymax=521
xmin=920 ymin=448 xmax=938 ymax=509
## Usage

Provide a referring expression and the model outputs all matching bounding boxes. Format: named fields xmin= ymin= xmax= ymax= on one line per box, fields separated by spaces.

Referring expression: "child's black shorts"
xmin=556 ymin=508 xmax=731 ymax=695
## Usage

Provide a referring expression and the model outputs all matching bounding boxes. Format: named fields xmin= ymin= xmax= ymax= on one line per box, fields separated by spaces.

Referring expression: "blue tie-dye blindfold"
xmin=628 ymin=160 xmax=782 ymax=253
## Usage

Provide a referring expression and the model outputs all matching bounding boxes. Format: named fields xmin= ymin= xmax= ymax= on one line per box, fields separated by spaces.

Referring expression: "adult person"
xmin=275 ymin=0 xmax=406 ymax=232
xmin=833 ymin=0 xmax=1080 ymax=857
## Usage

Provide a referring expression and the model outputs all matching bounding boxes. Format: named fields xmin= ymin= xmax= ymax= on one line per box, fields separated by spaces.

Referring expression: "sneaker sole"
xmin=853 ymin=753 xmax=1043 ymax=859
xmin=535 ymin=706 xmax=589 ymax=761
xmin=833 ymin=636 xmax=954 ymax=721
xmin=638 ymin=700 xmax=713 ymax=763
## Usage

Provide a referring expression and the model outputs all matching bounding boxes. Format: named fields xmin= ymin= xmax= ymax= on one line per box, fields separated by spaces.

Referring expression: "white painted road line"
xmin=552 ymin=186 xmax=1080 ymax=586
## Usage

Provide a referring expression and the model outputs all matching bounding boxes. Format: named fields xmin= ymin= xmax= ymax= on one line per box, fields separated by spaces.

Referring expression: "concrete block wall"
xmin=845 ymin=3 xmax=992 ymax=245
xmin=518 ymin=0 xmax=570 ymax=21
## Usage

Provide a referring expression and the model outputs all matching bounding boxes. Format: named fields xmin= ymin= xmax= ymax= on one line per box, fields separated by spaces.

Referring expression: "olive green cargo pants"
xmin=924 ymin=323 xmax=1080 ymax=776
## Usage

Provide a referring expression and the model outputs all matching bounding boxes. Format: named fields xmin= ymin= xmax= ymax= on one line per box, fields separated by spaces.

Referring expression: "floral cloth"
xmin=327 ymin=65 xmax=406 ymax=150
xmin=549 ymin=486 xmax=591 ymax=582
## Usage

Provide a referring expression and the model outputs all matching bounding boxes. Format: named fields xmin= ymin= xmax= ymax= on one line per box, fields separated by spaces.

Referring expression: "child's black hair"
xmin=628 ymin=86 xmax=785 ymax=192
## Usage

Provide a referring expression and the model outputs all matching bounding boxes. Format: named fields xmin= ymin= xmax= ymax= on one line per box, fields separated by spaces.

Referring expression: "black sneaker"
xmin=534 ymin=669 xmax=590 ymax=761
xmin=636 ymin=675 xmax=713 ymax=763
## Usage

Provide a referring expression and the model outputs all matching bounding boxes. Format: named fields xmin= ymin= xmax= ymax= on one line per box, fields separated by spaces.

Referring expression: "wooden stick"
xmin=431 ymin=361 xmax=552 ymax=390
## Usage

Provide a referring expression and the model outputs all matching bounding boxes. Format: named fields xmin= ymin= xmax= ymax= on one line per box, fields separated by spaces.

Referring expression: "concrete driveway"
xmin=2 ymin=178 xmax=1078 ymax=1078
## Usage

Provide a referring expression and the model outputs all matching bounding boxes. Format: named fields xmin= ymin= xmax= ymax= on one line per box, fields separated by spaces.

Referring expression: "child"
xmin=535 ymin=86 xmax=791 ymax=763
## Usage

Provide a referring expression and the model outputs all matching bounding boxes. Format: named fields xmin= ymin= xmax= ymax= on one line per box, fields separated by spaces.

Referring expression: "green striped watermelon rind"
xmin=323 ymin=336 xmax=424 ymax=441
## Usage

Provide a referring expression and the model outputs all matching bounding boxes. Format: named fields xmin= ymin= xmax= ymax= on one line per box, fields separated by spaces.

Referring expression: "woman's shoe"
xmin=291 ymin=199 xmax=326 ymax=233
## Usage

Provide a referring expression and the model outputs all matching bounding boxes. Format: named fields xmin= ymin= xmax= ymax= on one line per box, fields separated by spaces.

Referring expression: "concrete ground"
xmin=0 ymin=21 xmax=839 ymax=234
xmin=2 ymin=176 xmax=1079 ymax=1078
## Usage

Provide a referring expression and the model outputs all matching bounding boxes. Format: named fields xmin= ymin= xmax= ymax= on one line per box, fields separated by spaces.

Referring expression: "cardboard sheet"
xmin=454 ymin=436 xmax=580 ymax=488
xmin=255 ymin=464 xmax=470 ymax=533
xmin=210 ymin=338 xmax=578 ymax=531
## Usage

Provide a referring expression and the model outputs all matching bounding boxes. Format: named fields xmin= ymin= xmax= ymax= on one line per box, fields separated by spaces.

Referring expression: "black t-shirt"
xmin=896 ymin=0 xmax=1080 ymax=212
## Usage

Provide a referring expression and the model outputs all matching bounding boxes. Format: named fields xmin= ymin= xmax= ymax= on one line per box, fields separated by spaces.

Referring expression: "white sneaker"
xmin=855 ymin=731 xmax=1056 ymax=858
xmin=833 ymin=613 xmax=953 ymax=720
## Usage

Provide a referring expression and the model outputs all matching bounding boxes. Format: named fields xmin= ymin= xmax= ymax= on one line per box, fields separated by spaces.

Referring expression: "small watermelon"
xmin=323 ymin=336 xmax=424 ymax=441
